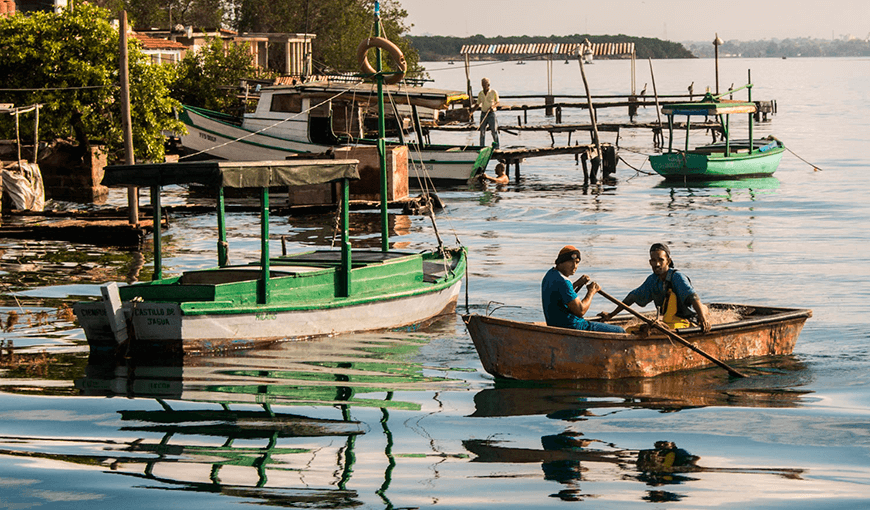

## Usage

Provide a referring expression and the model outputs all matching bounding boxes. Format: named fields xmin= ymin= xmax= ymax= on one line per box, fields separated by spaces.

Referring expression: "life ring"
xmin=357 ymin=37 xmax=406 ymax=85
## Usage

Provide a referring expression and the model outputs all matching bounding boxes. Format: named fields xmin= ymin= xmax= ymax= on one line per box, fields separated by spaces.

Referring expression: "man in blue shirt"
xmin=542 ymin=246 xmax=625 ymax=333
xmin=601 ymin=243 xmax=712 ymax=332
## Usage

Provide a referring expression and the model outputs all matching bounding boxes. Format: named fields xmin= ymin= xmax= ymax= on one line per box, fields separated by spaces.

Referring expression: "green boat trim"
xmin=119 ymin=248 xmax=466 ymax=317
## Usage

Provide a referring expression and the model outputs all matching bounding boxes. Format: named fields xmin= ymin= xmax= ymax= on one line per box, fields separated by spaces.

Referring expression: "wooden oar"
xmin=597 ymin=289 xmax=748 ymax=378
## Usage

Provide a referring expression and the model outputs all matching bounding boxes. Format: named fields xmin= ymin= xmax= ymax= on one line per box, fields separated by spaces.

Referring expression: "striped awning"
xmin=460 ymin=41 xmax=634 ymax=56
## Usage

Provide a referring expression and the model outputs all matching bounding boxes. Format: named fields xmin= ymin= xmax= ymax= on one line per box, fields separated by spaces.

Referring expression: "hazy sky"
xmin=398 ymin=0 xmax=870 ymax=42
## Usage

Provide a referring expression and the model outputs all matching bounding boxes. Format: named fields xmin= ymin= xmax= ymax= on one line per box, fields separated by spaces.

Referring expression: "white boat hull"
xmin=179 ymin=107 xmax=489 ymax=182
xmin=75 ymin=280 xmax=461 ymax=352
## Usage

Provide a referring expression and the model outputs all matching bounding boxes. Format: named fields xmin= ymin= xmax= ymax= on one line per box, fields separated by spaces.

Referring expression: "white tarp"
xmin=2 ymin=160 xmax=45 ymax=211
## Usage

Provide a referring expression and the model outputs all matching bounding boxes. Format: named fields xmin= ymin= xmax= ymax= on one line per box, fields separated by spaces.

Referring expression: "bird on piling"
xmin=688 ymin=82 xmax=694 ymax=100
xmin=639 ymin=83 xmax=647 ymax=108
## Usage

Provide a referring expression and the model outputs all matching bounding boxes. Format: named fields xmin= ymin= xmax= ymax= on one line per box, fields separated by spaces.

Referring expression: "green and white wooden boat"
xmin=179 ymin=82 xmax=493 ymax=183
xmin=649 ymin=84 xmax=785 ymax=181
xmin=73 ymin=159 xmax=466 ymax=354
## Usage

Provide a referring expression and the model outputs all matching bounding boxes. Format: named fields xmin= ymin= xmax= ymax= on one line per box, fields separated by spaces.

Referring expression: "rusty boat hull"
xmin=463 ymin=304 xmax=811 ymax=380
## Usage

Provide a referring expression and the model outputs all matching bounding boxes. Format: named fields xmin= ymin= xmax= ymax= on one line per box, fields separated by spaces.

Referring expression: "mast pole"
xmin=375 ymin=1 xmax=389 ymax=252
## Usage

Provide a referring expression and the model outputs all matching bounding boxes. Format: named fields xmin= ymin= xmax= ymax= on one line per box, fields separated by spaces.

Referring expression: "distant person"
xmin=542 ymin=246 xmax=626 ymax=333
xmin=478 ymin=162 xmax=509 ymax=184
xmin=474 ymin=77 xmax=499 ymax=148
xmin=600 ymin=243 xmax=712 ymax=332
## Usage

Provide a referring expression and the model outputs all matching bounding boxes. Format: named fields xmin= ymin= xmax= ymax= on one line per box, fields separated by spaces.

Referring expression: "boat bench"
xmin=179 ymin=266 xmax=324 ymax=285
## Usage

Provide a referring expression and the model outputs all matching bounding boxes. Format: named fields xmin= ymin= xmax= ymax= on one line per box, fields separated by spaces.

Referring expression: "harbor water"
xmin=1 ymin=57 xmax=869 ymax=508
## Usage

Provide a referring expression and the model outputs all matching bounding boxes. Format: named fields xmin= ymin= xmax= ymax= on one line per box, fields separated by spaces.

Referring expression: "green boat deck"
xmin=117 ymin=249 xmax=463 ymax=314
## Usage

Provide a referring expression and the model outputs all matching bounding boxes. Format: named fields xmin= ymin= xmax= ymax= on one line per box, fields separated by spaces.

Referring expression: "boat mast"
xmin=374 ymin=1 xmax=389 ymax=253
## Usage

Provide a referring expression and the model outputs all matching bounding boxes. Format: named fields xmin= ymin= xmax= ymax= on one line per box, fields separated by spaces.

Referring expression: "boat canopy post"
xmin=747 ymin=70 xmax=754 ymax=153
xmin=667 ymin=114 xmax=674 ymax=152
xmin=684 ymin=116 xmax=691 ymax=153
xmin=217 ymin=187 xmax=228 ymax=267
xmin=375 ymin=4 xmax=390 ymax=253
xmin=725 ymin=114 xmax=731 ymax=157
xmin=260 ymin=187 xmax=271 ymax=304
xmin=151 ymin=185 xmax=163 ymax=280
xmin=340 ymin=178 xmax=352 ymax=297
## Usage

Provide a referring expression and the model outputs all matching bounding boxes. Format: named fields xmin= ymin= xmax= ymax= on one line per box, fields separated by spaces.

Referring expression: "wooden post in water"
xmin=648 ymin=58 xmax=664 ymax=148
xmin=464 ymin=53 xmax=472 ymax=105
xmin=713 ymin=34 xmax=723 ymax=96
xmin=545 ymin=55 xmax=554 ymax=116
xmin=577 ymin=57 xmax=602 ymax=184
xmin=119 ymin=11 xmax=139 ymax=226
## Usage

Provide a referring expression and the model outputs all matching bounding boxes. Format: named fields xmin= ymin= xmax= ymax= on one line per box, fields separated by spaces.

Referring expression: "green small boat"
xmin=649 ymin=84 xmax=785 ymax=181
xmin=73 ymin=159 xmax=466 ymax=354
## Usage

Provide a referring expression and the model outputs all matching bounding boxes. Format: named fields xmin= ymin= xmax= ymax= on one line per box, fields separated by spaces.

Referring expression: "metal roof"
xmin=460 ymin=40 xmax=635 ymax=57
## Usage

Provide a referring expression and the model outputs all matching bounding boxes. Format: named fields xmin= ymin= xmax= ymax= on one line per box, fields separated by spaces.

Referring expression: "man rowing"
xmin=542 ymin=246 xmax=626 ymax=333
xmin=600 ymin=243 xmax=712 ymax=332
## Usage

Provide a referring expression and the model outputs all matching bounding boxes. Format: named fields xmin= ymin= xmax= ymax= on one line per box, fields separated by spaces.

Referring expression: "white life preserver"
xmin=357 ymin=37 xmax=407 ymax=85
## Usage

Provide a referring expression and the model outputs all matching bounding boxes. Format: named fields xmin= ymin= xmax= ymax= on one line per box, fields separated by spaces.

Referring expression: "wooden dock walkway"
xmin=435 ymin=120 xmax=723 ymax=147
xmin=492 ymin=142 xmax=618 ymax=183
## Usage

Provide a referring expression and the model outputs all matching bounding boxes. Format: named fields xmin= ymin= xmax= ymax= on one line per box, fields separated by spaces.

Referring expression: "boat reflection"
xmin=471 ymin=356 xmax=811 ymax=418
xmin=464 ymin=436 xmax=804 ymax=503
xmin=656 ymin=176 xmax=780 ymax=203
xmin=67 ymin=333 xmax=456 ymax=507
xmin=466 ymin=364 xmax=809 ymax=502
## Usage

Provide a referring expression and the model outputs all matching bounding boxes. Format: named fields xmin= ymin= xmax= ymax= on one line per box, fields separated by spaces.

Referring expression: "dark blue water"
xmin=1 ymin=57 xmax=869 ymax=508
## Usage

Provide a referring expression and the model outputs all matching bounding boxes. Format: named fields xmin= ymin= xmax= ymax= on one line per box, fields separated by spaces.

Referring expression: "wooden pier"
xmin=493 ymin=142 xmax=618 ymax=184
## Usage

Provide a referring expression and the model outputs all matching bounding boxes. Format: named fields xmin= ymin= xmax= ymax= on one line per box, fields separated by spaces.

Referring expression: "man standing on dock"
xmin=475 ymin=77 xmax=500 ymax=148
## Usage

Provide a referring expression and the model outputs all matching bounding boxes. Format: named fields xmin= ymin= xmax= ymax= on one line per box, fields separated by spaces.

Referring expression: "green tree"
xmin=171 ymin=37 xmax=261 ymax=113
xmin=0 ymin=4 xmax=184 ymax=162
xmin=229 ymin=0 xmax=422 ymax=76
xmin=89 ymin=0 xmax=226 ymax=31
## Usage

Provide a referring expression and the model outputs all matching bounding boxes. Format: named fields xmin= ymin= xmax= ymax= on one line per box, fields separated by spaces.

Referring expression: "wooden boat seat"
xmin=179 ymin=266 xmax=324 ymax=285
xmin=275 ymin=250 xmax=417 ymax=267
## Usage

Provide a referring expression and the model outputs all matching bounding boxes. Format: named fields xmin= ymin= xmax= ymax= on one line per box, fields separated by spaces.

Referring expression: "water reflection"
xmin=465 ymin=430 xmax=804 ymax=503
xmin=466 ymin=363 xmax=810 ymax=502
xmin=657 ymin=176 xmax=780 ymax=204
xmin=471 ymin=356 xmax=811 ymax=419
xmin=0 ymin=332 xmax=461 ymax=508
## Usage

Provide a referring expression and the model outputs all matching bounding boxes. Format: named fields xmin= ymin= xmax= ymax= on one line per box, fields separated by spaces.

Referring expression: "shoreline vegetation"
xmin=408 ymin=34 xmax=870 ymax=60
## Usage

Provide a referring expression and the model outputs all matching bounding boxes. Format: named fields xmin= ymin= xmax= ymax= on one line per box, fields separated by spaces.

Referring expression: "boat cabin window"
xmin=270 ymin=94 xmax=303 ymax=113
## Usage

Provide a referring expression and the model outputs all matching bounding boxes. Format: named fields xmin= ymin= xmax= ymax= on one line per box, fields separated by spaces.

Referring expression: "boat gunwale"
xmin=121 ymin=248 xmax=467 ymax=316
xmin=464 ymin=303 xmax=812 ymax=343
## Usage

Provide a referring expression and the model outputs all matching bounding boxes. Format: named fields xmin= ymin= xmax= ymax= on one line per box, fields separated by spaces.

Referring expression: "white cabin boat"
xmin=178 ymin=83 xmax=493 ymax=183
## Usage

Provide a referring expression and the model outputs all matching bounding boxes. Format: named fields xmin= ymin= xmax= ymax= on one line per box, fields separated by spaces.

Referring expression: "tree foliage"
xmin=686 ymin=38 xmax=870 ymax=58
xmin=91 ymin=0 xmax=227 ymax=31
xmin=0 ymin=4 xmax=184 ymax=162
xmin=171 ymin=38 xmax=260 ymax=113
xmin=90 ymin=1 xmax=423 ymax=76
xmin=227 ymin=0 xmax=421 ymax=75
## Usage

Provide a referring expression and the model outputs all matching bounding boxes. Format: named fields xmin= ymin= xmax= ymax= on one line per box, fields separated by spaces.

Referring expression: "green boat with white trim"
xmin=73 ymin=159 xmax=466 ymax=354
xmin=649 ymin=84 xmax=785 ymax=181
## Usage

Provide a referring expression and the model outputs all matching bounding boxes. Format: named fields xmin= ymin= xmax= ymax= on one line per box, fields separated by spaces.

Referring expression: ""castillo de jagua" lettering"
xmin=134 ymin=307 xmax=176 ymax=316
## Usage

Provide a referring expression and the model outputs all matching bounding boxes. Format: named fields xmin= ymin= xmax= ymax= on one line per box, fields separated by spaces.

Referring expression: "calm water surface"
xmin=1 ymin=57 xmax=868 ymax=508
